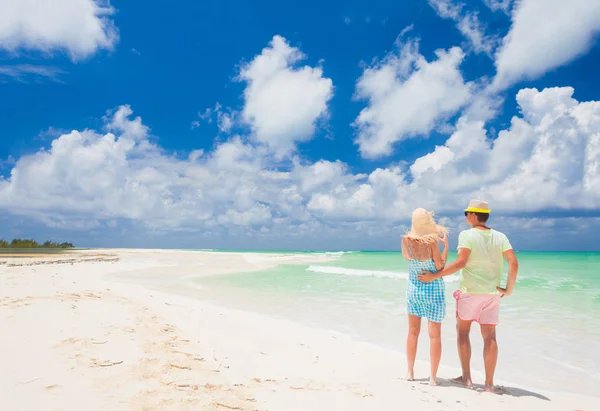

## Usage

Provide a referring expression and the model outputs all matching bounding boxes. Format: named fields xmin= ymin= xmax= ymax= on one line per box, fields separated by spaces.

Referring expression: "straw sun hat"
xmin=404 ymin=208 xmax=448 ymax=244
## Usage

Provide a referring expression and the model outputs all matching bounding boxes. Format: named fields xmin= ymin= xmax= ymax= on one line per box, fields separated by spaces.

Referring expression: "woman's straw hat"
xmin=404 ymin=208 xmax=448 ymax=243
xmin=464 ymin=199 xmax=491 ymax=214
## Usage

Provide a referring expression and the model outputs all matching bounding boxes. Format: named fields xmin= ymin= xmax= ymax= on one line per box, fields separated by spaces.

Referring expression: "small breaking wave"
xmin=311 ymin=251 xmax=355 ymax=257
xmin=307 ymin=265 xmax=407 ymax=279
xmin=306 ymin=265 xmax=459 ymax=282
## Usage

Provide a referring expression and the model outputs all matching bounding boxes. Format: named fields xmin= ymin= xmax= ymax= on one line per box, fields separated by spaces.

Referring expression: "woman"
xmin=401 ymin=208 xmax=448 ymax=386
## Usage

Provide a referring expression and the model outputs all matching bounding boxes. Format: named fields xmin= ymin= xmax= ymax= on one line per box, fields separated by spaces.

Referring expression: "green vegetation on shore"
xmin=0 ymin=238 xmax=75 ymax=249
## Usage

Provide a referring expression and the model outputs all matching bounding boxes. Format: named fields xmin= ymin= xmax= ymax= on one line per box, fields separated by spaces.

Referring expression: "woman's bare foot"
xmin=429 ymin=376 xmax=440 ymax=386
xmin=451 ymin=375 xmax=473 ymax=388
xmin=406 ymin=370 xmax=415 ymax=381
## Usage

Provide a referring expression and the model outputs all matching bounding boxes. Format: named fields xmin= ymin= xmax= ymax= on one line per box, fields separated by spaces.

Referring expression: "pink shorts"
xmin=453 ymin=290 xmax=502 ymax=325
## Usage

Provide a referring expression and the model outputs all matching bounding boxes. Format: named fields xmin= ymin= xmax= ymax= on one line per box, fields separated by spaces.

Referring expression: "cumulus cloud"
xmin=0 ymin=107 xmax=276 ymax=230
xmin=493 ymin=0 xmax=600 ymax=90
xmin=353 ymin=39 xmax=472 ymax=158
xmin=0 ymin=0 xmax=118 ymax=60
xmin=413 ymin=87 xmax=600 ymax=211
xmin=428 ymin=0 xmax=497 ymax=55
xmin=238 ymin=35 xmax=334 ymax=156
xmin=104 ymin=105 xmax=149 ymax=140
xmin=312 ymin=87 xmax=600 ymax=222
xmin=0 ymin=86 xmax=598 ymax=247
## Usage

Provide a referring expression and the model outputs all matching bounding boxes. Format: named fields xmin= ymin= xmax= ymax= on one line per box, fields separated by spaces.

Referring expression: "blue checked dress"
xmin=406 ymin=259 xmax=446 ymax=322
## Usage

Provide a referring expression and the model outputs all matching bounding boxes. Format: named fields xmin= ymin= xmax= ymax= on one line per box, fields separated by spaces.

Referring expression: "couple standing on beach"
xmin=401 ymin=200 xmax=519 ymax=392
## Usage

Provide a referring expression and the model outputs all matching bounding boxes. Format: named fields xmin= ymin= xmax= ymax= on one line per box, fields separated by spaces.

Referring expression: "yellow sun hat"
xmin=464 ymin=199 xmax=491 ymax=214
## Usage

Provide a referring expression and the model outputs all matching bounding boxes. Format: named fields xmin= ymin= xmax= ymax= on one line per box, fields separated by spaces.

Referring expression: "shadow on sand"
xmin=417 ymin=379 xmax=551 ymax=401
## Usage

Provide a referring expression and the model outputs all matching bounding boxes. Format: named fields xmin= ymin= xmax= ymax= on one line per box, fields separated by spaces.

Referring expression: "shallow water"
xmin=192 ymin=251 xmax=600 ymax=397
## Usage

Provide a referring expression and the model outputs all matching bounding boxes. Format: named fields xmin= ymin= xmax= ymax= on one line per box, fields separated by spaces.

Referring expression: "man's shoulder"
xmin=491 ymin=229 xmax=508 ymax=239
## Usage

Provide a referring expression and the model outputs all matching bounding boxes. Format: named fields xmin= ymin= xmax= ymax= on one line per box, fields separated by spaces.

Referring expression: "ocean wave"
xmin=306 ymin=265 xmax=459 ymax=282
xmin=310 ymin=251 xmax=355 ymax=257
xmin=307 ymin=265 xmax=408 ymax=279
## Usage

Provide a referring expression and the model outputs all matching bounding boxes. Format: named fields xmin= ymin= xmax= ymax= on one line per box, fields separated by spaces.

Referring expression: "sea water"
xmin=193 ymin=251 xmax=600 ymax=397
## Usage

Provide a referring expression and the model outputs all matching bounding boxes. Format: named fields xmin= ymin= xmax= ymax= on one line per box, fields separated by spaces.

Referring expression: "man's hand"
xmin=418 ymin=270 xmax=438 ymax=283
xmin=496 ymin=286 xmax=512 ymax=296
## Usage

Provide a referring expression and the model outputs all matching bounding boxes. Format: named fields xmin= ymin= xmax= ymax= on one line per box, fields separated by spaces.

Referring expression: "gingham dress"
xmin=406 ymin=259 xmax=446 ymax=322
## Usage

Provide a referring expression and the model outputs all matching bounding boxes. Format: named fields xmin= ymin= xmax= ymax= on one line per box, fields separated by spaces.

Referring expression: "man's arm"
xmin=418 ymin=248 xmax=471 ymax=283
xmin=497 ymin=249 xmax=518 ymax=296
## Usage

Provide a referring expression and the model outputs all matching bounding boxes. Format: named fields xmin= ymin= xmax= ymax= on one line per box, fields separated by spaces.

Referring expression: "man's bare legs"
xmin=454 ymin=317 xmax=474 ymax=388
xmin=481 ymin=325 xmax=499 ymax=393
xmin=428 ymin=321 xmax=442 ymax=385
xmin=406 ymin=315 xmax=421 ymax=380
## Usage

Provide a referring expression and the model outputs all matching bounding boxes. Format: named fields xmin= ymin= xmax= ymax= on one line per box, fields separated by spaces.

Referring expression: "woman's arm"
xmin=440 ymin=234 xmax=448 ymax=266
xmin=401 ymin=237 xmax=412 ymax=260
xmin=431 ymin=241 xmax=445 ymax=271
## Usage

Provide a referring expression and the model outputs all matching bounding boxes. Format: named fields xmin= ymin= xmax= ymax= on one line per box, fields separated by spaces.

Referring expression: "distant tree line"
xmin=0 ymin=238 xmax=75 ymax=249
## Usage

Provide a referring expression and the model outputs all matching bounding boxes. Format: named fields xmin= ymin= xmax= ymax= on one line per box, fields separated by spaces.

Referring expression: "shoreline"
xmin=1 ymin=249 xmax=597 ymax=410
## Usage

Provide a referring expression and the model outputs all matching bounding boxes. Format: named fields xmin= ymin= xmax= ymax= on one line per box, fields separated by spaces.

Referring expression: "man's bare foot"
xmin=406 ymin=370 xmax=415 ymax=381
xmin=450 ymin=375 xmax=473 ymax=388
xmin=485 ymin=385 xmax=505 ymax=394
xmin=429 ymin=376 xmax=440 ymax=386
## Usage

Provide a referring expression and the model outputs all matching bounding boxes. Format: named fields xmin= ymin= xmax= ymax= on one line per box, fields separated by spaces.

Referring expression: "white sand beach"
xmin=0 ymin=250 xmax=596 ymax=411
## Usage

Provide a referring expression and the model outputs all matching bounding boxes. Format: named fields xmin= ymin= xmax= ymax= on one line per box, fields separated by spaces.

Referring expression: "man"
xmin=418 ymin=199 xmax=518 ymax=393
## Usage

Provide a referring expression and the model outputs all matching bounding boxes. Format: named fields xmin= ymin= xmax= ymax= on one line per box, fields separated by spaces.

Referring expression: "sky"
xmin=1 ymin=0 xmax=600 ymax=251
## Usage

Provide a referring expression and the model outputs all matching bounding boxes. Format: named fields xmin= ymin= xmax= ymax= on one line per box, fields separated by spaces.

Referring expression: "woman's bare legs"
xmin=406 ymin=315 xmax=421 ymax=380
xmin=428 ymin=321 xmax=442 ymax=385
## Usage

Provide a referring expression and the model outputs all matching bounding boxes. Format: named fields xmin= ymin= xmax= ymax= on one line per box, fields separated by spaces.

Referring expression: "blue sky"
xmin=1 ymin=0 xmax=600 ymax=251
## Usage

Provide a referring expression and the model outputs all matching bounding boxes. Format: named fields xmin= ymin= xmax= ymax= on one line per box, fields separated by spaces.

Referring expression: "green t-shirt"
xmin=457 ymin=228 xmax=513 ymax=294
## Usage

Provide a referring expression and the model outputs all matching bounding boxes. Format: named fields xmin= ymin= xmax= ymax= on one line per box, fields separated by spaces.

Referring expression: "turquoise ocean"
xmin=192 ymin=251 xmax=600 ymax=397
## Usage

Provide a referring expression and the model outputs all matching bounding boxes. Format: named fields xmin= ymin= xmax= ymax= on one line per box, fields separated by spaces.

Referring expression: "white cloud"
xmin=429 ymin=0 xmax=463 ymax=18
xmin=428 ymin=0 xmax=497 ymax=55
xmin=238 ymin=35 xmax=334 ymax=156
xmin=191 ymin=103 xmax=221 ymax=129
xmin=456 ymin=12 xmax=496 ymax=55
xmin=0 ymin=86 xmax=598 ymax=247
xmin=399 ymin=24 xmax=414 ymax=37
xmin=0 ymin=0 xmax=118 ymax=60
xmin=0 ymin=64 xmax=65 ymax=82
xmin=218 ymin=112 xmax=236 ymax=133
xmin=484 ymin=88 xmax=600 ymax=210
xmin=482 ymin=0 xmax=512 ymax=14
xmin=105 ymin=105 xmax=148 ymax=140
xmin=353 ymin=39 xmax=472 ymax=158
xmin=190 ymin=103 xmax=238 ymax=133
xmin=493 ymin=0 xmax=600 ymax=90
xmin=410 ymin=87 xmax=600 ymax=211
xmin=314 ymin=87 xmax=600 ymax=221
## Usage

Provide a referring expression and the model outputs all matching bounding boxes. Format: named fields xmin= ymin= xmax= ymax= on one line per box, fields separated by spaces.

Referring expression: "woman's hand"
xmin=439 ymin=233 xmax=448 ymax=248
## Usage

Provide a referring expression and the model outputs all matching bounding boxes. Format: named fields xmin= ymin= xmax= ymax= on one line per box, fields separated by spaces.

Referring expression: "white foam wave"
xmin=307 ymin=265 xmax=408 ymax=279
xmin=311 ymin=251 xmax=354 ymax=257
xmin=306 ymin=265 xmax=459 ymax=282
